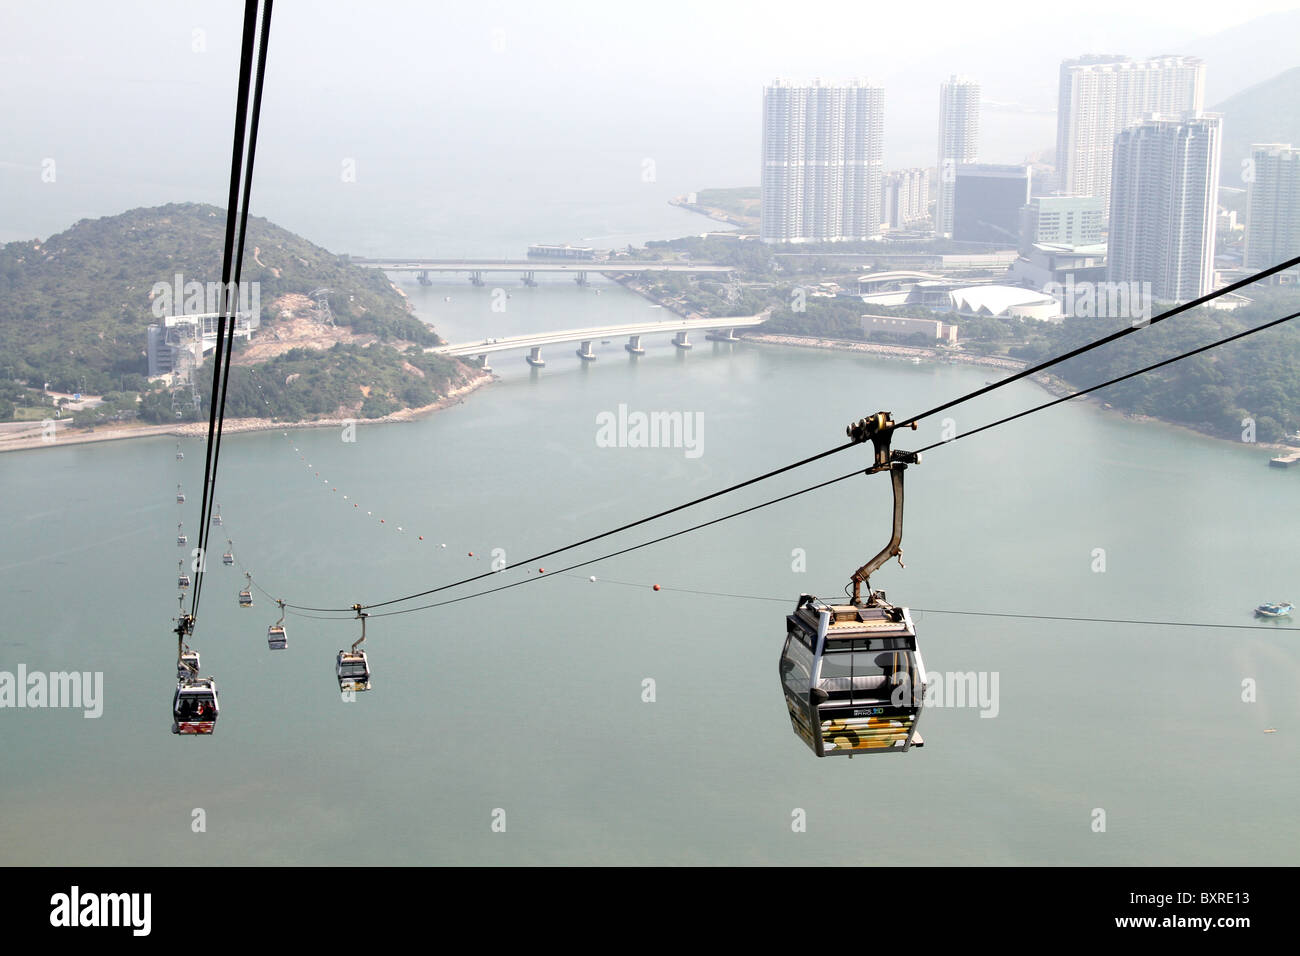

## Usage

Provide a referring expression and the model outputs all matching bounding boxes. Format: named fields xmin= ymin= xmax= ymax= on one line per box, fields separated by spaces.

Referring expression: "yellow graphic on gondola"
xmin=821 ymin=716 xmax=914 ymax=751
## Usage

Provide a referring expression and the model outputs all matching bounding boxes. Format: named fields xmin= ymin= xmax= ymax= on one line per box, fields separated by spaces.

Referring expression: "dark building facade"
xmin=952 ymin=164 xmax=1030 ymax=244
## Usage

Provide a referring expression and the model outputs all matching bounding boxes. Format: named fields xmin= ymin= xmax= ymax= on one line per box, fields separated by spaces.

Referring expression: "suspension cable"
xmin=189 ymin=0 xmax=274 ymax=622
xmin=283 ymin=439 xmax=857 ymax=612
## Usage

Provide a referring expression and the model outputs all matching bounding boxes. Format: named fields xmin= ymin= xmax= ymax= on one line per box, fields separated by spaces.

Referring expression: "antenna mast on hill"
xmin=310 ymin=288 xmax=335 ymax=327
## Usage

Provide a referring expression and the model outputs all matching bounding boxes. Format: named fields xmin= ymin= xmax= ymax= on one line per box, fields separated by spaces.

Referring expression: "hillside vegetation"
xmin=0 ymin=203 xmax=467 ymax=424
xmin=766 ymin=285 xmax=1300 ymax=443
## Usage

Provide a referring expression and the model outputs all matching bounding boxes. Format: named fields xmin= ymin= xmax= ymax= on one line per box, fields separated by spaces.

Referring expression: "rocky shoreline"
xmin=0 ymin=368 xmax=495 ymax=454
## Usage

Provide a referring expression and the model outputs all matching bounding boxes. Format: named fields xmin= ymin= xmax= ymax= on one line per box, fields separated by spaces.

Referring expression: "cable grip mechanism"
xmin=844 ymin=411 xmax=921 ymax=605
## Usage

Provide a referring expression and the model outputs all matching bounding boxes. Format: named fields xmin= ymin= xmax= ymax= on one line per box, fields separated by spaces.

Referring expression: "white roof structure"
xmin=950 ymin=285 xmax=1061 ymax=321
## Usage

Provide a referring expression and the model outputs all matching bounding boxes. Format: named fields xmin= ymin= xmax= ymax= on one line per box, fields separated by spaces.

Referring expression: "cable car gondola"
xmin=177 ymin=523 xmax=187 ymax=547
xmin=172 ymin=616 xmax=217 ymax=735
xmin=176 ymin=483 xmax=186 ymax=504
xmin=177 ymin=560 xmax=191 ymax=590
xmin=172 ymin=677 xmax=219 ymax=734
xmin=211 ymin=504 xmax=223 ymax=527
xmin=267 ymin=599 xmax=287 ymax=650
xmin=177 ymin=648 xmax=200 ymax=680
xmin=222 ymin=539 xmax=234 ymax=566
xmin=781 ymin=595 xmax=926 ymax=756
xmin=780 ymin=412 xmax=928 ymax=757
xmin=238 ymin=571 xmax=253 ymax=608
xmin=176 ymin=443 xmax=184 ymax=461
xmin=336 ymin=604 xmax=371 ymax=692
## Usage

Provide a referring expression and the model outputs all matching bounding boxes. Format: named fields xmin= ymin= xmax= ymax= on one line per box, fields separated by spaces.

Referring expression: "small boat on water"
xmin=1255 ymin=602 xmax=1294 ymax=618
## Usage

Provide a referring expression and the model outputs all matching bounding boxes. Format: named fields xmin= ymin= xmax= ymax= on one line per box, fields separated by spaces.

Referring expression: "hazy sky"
xmin=4 ymin=0 xmax=1300 ymax=246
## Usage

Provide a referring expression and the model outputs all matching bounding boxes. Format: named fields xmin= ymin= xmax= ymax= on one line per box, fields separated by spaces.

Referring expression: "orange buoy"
xmin=418 ymin=536 xmax=424 ymax=540
xmin=653 ymin=584 xmax=661 ymax=591
xmin=538 ymin=568 xmax=545 ymax=573
xmin=468 ymin=552 xmax=474 ymax=557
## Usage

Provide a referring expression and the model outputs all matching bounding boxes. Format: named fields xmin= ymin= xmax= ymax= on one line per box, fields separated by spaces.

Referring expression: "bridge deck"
xmin=352 ymin=257 xmax=732 ymax=274
xmin=432 ymin=315 xmax=766 ymax=357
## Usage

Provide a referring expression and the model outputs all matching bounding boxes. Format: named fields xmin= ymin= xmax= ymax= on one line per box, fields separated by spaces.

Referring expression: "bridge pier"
xmin=625 ymin=334 xmax=645 ymax=355
xmin=417 ymin=270 xmax=432 ymax=286
xmin=526 ymin=346 xmax=545 ymax=368
xmin=522 ymin=271 xmax=538 ymax=287
xmin=574 ymin=271 xmax=588 ymax=287
xmin=470 ymin=271 xmax=485 ymax=287
xmin=476 ymin=353 xmax=493 ymax=373
xmin=673 ymin=331 xmax=693 ymax=350
xmin=705 ymin=328 xmax=740 ymax=342
xmin=576 ymin=340 xmax=597 ymax=361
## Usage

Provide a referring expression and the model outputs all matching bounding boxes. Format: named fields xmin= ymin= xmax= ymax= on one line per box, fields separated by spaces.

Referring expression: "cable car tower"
xmin=779 ymin=412 xmax=928 ymax=757
xmin=310 ymin=289 xmax=335 ymax=327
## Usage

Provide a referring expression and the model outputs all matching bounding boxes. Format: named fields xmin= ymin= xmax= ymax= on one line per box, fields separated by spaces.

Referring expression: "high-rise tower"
xmin=936 ymin=75 xmax=980 ymax=238
xmin=1107 ymin=114 xmax=1221 ymax=302
xmin=761 ymin=79 xmax=885 ymax=243
xmin=1056 ymin=55 xmax=1204 ymax=209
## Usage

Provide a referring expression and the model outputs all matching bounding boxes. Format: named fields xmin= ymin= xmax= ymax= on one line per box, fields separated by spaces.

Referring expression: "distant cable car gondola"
xmin=222 ymin=539 xmax=234 ymax=566
xmin=178 ymin=648 xmax=200 ymax=680
xmin=177 ymin=523 xmax=187 ymax=547
xmin=177 ymin=560 xmax=191 ymax=590
xmin=780 ymin=412 xmax=928 ymax=757
xmin=176 ymin=483 xmax=186 ymax=504
xmin=238 ymin=571 xmax=253 ymax=608
xmin=212 ymin=504 xmax=223 ymax=527
xmin=176 ymin=443 xmax=184 ymax=461
xmin=337 ymin=604 xmax=371 ymax=692
xmin=268 ymin=599 xmax=287 ymax=650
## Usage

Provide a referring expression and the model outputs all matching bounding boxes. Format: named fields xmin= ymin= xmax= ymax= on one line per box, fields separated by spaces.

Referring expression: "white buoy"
xmin=589 ymin=576 xmax=597 ymax=583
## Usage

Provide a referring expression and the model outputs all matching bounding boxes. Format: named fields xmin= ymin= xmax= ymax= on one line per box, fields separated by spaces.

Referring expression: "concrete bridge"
xmin=351 ymin=256 xmax=733 ymax=287
xmin=429 ymin=314 xmax=767 ymax=368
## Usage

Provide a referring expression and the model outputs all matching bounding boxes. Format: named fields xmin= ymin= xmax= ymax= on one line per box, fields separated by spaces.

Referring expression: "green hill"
xmin=0 ymin=203 xmax=469 ymax=423
xmin=1213 ymin=66 xmax=1300 ymax=186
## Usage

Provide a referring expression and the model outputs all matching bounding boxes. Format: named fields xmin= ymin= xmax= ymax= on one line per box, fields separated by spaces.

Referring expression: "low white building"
xmin=862 ymin=314 xmax=959 ymax=343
